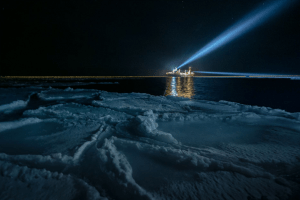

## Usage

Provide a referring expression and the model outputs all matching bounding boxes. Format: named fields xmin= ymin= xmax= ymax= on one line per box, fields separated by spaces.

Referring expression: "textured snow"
xmin=0 ymin=87 xmax=299 ymax=199
xmin=0 ymin=118 xmax=43 ymax=133
xmin=0 ymin=100 xmax=28 ymax=114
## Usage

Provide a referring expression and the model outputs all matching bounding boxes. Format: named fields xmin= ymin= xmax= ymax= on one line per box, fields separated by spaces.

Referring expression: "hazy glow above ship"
xmin=177 ymin=0 xmax=290 ymax=69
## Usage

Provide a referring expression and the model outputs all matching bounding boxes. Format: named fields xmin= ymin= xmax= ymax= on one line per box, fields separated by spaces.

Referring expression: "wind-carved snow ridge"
xmin=0 ymin=118 xmax=44 ymax=132
xmin=0 ymin=100 xmax=28 ymax=114
xmin=37 ymin=87 xmax=101 ymax=101
xmin=93 ymin=137 xmax=153 ymax=200
xmin=115 ymin=110 xmax=179 ymax=144
xmin=0 ymin=87 xmax=299 ymax=200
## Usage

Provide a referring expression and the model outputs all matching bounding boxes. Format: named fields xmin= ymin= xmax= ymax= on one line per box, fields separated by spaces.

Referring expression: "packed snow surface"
xmin=0 ymin=87 xmax=299 ymax=200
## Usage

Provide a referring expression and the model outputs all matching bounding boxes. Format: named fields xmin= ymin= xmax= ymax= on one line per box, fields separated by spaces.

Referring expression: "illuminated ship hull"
xmin=166 ymin=73 xmax=194 ymax=77
xmin=166 ymin=67 xmax=195 ymax=77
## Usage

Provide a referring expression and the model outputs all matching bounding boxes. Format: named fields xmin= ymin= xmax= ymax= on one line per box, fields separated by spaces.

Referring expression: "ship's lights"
xmin=177 ymin=0 xmax=291 ymax=70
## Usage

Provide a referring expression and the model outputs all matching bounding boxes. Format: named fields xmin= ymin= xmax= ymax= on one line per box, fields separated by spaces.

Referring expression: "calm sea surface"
xmin=1 ymin=77 xmax=300 ymax=112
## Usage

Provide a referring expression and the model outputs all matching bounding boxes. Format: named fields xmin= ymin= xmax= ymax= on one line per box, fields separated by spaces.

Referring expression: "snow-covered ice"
xmin=0 ymin=87 xmax=299 ymax=199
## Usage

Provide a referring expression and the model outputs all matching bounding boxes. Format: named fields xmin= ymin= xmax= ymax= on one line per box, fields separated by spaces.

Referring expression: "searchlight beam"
xmin=177 ymin=0 xmax=291 ymax=70
xmin=194 ymin=71 xmax=276 ymax=76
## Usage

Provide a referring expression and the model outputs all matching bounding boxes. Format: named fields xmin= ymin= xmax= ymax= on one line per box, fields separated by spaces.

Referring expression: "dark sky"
xmin=1 ymin=0 xmax=300 ymax=76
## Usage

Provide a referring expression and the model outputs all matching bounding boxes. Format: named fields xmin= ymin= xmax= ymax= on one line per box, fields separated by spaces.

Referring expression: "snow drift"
xmin=0 ymin=87 xmax=299 ymax=200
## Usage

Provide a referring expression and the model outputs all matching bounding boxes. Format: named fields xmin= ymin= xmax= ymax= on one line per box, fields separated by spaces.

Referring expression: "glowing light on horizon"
xmin=177 ymin=0 xmax=291 ymax=69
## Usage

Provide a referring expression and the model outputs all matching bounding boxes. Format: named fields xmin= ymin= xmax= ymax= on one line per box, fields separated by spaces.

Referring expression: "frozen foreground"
xmin=0 ymin=87 xmax=299 ymax=200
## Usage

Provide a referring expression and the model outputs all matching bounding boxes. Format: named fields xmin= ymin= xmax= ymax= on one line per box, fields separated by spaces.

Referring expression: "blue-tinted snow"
xmin=0 ymin=87 xmax=299 ymax=200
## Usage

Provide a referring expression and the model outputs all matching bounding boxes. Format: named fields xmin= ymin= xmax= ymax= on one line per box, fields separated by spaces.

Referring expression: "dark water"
xmin=1 ymin=77 xmax=300 ymax=112
xmin=197 ymin=78 xmax=300 ymax=112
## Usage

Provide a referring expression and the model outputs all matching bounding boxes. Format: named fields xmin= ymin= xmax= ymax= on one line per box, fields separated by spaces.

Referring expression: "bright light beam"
xmin=194 ymin=71 xmax=298 ymax=78
xmin=194 ymin=71 xmax=277 ymax=76
xmin=177 ymin=0 xmax=291 ymax=69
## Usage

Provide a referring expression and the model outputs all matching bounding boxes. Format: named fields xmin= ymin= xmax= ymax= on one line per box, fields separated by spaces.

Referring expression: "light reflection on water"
xmin=164 ymin=77 xmax=195 ymax=98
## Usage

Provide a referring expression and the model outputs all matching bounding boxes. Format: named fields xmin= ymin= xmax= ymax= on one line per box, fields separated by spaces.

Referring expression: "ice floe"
xmin=0 ymin=87 xmax=299 ymax=199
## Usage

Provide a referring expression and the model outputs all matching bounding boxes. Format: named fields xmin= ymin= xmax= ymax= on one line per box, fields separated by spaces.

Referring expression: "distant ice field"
xmin=0 ymin=81 xmax=299 ymax=199
xmin=1 ymin=77 xmax=300 ymax=112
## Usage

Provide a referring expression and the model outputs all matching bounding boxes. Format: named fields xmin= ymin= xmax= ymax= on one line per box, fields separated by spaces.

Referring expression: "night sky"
xmin=1 ymin=0 xmax=300 ymax=76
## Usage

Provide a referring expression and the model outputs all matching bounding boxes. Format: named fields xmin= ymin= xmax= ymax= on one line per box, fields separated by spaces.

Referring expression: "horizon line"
xmin=1 ymin=75 xmax=300 ymax=79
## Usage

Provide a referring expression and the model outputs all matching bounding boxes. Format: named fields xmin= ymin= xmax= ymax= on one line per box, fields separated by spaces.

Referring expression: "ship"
xmin=166 ymin=66 xmax=195 ymax=77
